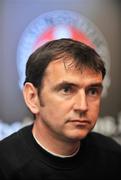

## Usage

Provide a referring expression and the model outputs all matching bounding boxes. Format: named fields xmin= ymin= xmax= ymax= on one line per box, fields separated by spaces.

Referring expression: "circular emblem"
xmin=17 ymin=10 xmax=110 ymax=97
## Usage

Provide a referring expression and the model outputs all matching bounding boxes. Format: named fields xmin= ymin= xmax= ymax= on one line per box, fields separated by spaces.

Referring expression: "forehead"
xmin=44 ymin=59 xmax=103 ymax=85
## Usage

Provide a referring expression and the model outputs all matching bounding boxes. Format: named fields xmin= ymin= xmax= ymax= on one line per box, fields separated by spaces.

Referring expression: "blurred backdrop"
xmin=0 ymin=0 xmax=121 ymax=142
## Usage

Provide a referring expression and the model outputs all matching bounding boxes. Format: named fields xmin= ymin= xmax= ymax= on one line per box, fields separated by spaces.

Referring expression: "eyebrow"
xmin=53 ymin=81 xmax=103 ymax=91
xmin=53 ymin=81 xmax=76 ymax=91
xmin=88 ymin=83 xmax=103 ymax=89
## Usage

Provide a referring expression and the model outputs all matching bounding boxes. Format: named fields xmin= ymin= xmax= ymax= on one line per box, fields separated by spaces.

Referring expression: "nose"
xmin=73 ymin=90 xmax=88 ymax=113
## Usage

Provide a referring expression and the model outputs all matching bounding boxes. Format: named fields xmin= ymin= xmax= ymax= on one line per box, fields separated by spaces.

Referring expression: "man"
xmin=0 ymin=38 xmax=121 ymax=179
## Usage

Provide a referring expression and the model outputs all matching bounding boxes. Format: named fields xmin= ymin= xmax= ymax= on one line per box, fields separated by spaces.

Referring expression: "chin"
xmin=67 ymin=130 xmax=90 ymax=142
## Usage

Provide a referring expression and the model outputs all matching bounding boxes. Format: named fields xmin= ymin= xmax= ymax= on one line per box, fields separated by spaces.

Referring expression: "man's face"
xmin=37 ymin=59 xmax=103 ymax=143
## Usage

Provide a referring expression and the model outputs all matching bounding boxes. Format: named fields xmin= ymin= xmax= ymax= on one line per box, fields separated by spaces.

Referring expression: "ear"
xmin=23 ymin=83 xmax=40 ymax=115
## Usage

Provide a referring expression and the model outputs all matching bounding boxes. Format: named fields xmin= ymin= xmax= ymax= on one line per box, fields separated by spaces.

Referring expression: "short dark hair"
xmin=24 ymin=38 xmax=106 ymax=90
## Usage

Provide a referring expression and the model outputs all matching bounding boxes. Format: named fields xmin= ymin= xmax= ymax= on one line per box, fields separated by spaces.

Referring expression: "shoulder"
xmin=85 ymin=131 xmax=121 ymax=154
xmin=0 ymin=124 xmax=33 ymax=159
xmin=0 ymin=124 xmax=33 ymax=177
xmin=0 ymin=124 xmax=32 ymax=147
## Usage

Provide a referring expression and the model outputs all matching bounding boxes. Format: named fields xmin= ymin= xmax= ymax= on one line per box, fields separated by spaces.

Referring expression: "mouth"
xmin=68 ymin=119 xmax=91 ymax=126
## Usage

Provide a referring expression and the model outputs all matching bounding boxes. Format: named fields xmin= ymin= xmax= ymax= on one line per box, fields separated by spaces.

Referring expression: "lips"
xmin=68 ymin=119 xmax=91 ymax=125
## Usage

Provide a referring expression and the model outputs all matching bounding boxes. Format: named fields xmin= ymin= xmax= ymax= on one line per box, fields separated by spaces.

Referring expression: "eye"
xmin=61 ymin=85 xmax=74 ymax=94
xmin=87 ymin=86 xmax=102 ymax=97
xmin=54 ymin=82 xmax=78 ymax=97
xmin=88 ymin=88 xmax=97 ymax=95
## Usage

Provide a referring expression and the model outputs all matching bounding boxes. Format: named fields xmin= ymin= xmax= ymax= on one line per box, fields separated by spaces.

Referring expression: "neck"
xmin=32 ymin=120 xmax=81 ymax=156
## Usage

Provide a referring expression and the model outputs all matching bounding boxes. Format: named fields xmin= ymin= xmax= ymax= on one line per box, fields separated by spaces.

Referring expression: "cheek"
xmin=88 ymin=101 xmax=100 ymax=120
xmin=41 ymin=91 xmax=72 ymax=115
xmin=39 ymin=98 xmax=66 ymax=121
xmin=47 ymin=103 xmax=68 ymax=120
xmin=39 ymin=88 xmax=74 ymax=122
xmin=39 ymin=105 xmax=67 ymax=133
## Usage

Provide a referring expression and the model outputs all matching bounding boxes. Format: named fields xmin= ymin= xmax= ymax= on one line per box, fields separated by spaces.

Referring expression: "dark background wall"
xmin=0 ymin=0 xmax=120 ymax=124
